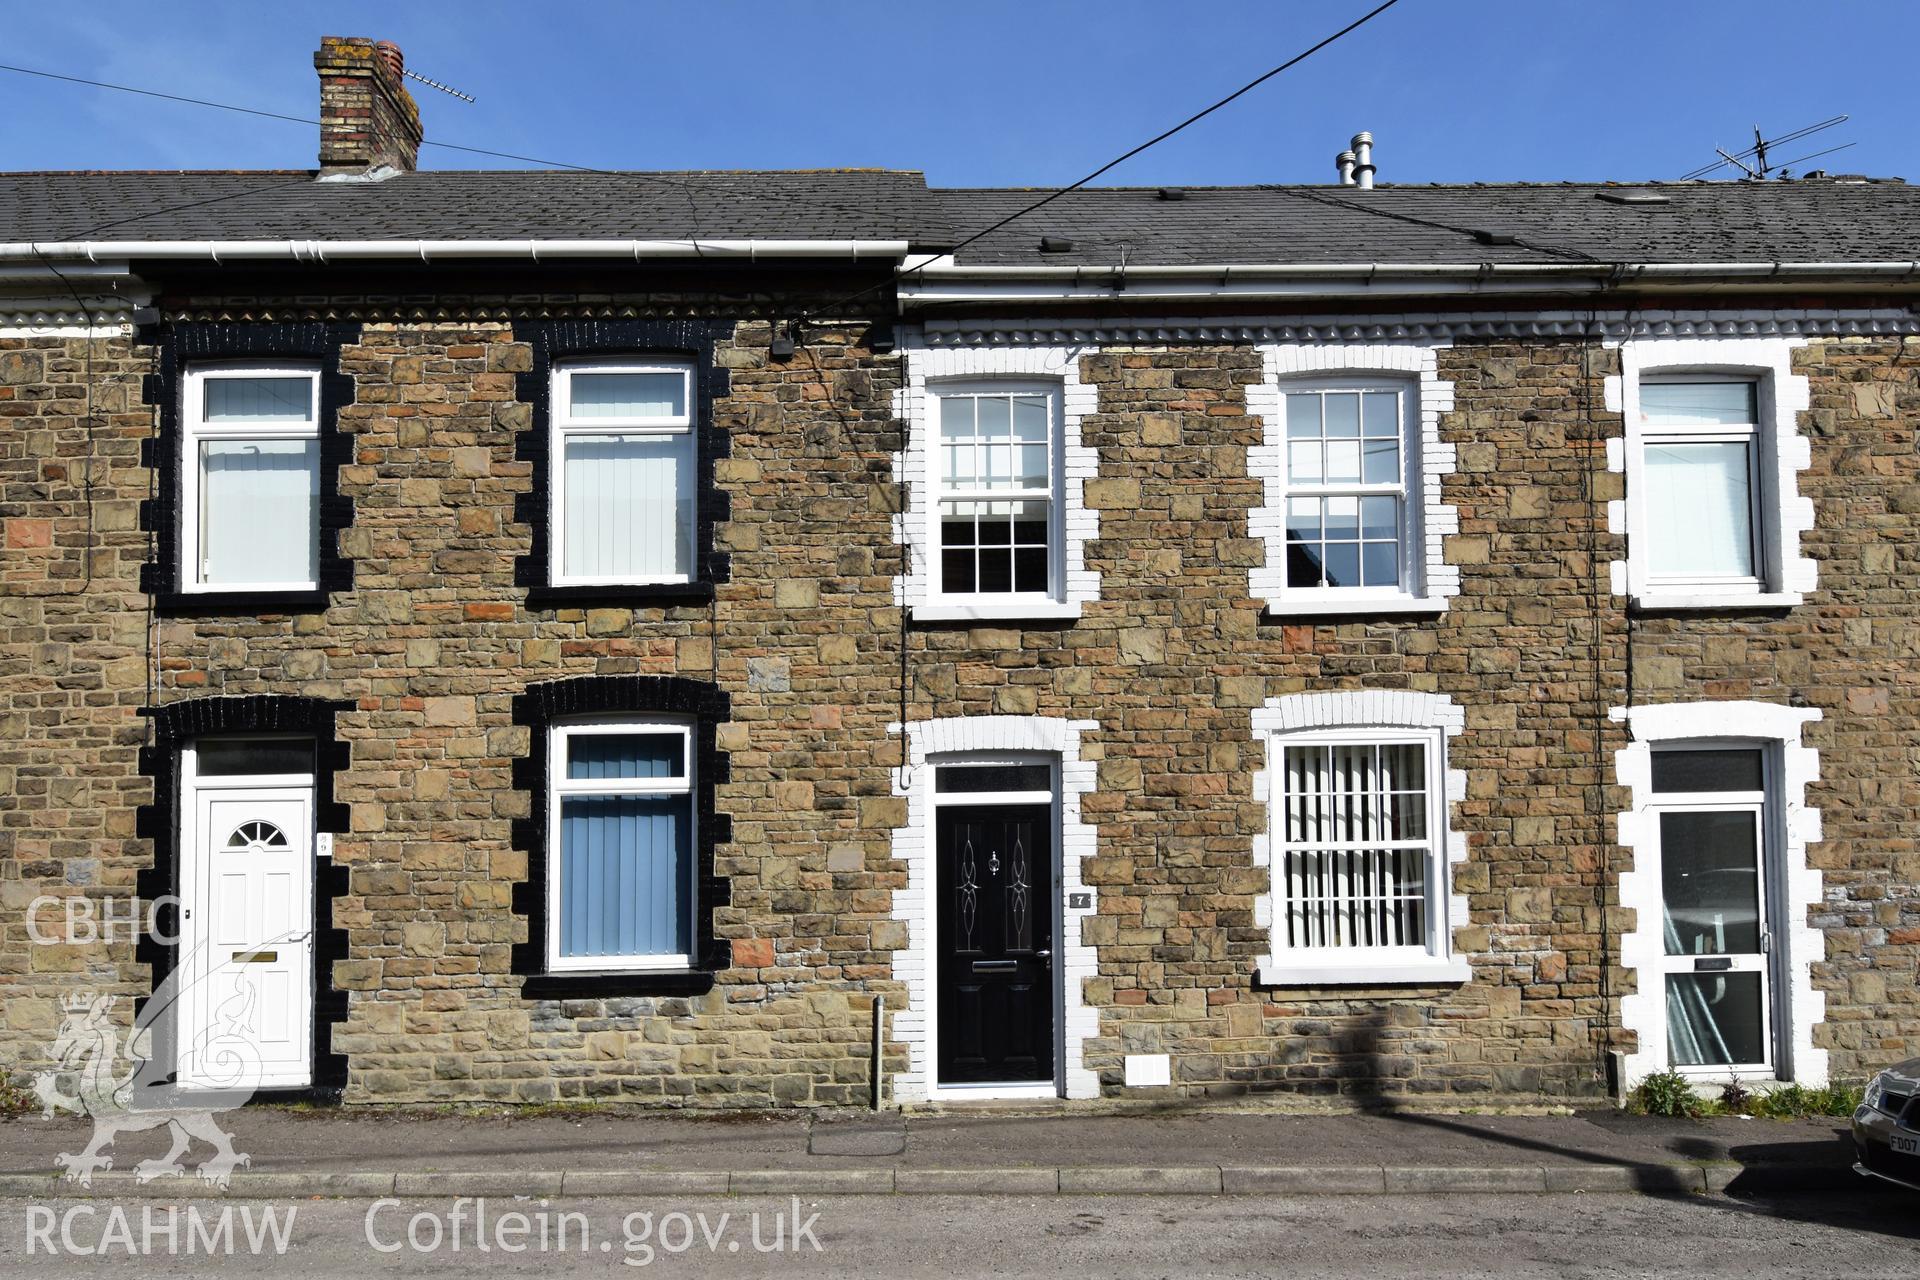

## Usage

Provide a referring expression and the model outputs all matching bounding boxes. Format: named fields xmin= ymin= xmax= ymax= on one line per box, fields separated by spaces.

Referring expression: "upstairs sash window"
xmin=933 ymin=385 xmax=1060 ymax=601
xmin=1281 ymin=382 xmax=1416 ymax=600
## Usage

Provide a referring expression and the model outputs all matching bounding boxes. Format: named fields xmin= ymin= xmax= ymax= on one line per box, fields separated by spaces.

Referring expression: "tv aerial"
xmin=1678 ymin=115 xmax=1852 ymax=181
xmin=403 ymin=67 xmax=476 ymax=104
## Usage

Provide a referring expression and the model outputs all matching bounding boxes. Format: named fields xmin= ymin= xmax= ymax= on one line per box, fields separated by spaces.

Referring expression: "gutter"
xmin=1619 ymin=262 xmax=1920 ymax=278
xmin=0 ymin=239 xmax=915 ymax=265
xmin=896 ymin=258 xmax=1920 ymax=306
xmin=902 ymin=256 xmax=1920 ymax=280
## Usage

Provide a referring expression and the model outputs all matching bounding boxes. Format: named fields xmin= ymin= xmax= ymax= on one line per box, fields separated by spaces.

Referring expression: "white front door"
xmin=1654 ymin=803 xmax=1773 ymax=1074
xmin=179 ymin=787 xmax=315 ymax=1090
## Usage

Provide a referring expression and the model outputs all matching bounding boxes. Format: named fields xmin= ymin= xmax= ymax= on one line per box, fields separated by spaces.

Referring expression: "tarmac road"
xmin=0 ymin=1189 xmax=1914 ymax=1278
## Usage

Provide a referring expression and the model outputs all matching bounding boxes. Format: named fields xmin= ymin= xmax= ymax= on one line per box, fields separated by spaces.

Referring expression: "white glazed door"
xmin=1655 ymin=803 xmax=1772 ymax=1074
xmin=180 ymin=790 xmax=314 ymax=1090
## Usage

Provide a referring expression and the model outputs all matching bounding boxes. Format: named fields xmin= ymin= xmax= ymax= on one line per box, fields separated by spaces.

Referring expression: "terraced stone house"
xmin=3 ymin=37 xmax=1916 ymax=1107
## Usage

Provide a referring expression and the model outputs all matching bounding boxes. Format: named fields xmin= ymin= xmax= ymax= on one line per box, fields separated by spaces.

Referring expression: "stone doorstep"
xmin=0 ymin=1163 xmax=1855 ymax=1199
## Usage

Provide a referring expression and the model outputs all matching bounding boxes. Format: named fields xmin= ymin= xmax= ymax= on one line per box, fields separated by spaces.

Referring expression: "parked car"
xmin=1854 ymin=1057 xmax=1920 ymax=1190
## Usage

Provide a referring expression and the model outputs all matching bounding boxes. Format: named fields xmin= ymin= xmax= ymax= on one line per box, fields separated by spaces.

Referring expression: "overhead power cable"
xmin=802 ymin=0 xmax=1408 ymax=317
xmin=0 ymin=61 xmax=923 ymax=236
xmin=1270 ymin=186 xmax=1607 ymax=264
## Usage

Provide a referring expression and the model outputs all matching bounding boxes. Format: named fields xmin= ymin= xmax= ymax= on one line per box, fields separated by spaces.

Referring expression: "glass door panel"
xmin=1655 ymin=805 xmax=1771 ymax=1071
xmin=1660 ymin=810 xmax=1761 ymax=957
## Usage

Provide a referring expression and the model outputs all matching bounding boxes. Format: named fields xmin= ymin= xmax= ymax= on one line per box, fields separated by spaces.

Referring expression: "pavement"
xmin=0 ymin=1104 xmax=1877 ymax=1201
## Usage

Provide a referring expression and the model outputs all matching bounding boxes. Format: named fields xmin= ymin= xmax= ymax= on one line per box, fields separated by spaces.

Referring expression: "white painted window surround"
xmin=893 ymin=340 xmax=1098 ymax=622
xmin=1613 ymin=700 xmax=1827 ymax=1087
xmin=887 ymin=715 xmax=1100 ymax=1101
xmin=1251 ymin=691 xmax=1472 ymax=986
xmin=1249 ymin=342 xmax=1458 ymax=617
xmin=1605 ymin=337 xmax=1815 ymax=611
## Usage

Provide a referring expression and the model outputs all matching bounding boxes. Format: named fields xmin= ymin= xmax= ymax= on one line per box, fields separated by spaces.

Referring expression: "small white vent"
xmin=1124 ymin=1054 xmax=1171 ymax=1087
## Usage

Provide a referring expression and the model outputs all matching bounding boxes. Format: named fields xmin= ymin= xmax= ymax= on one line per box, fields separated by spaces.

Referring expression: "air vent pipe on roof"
xmin=1351 ymin=132 xmax=1376 ymax=190
xmin=1335 ymin=150 xmax=1356 ymax=186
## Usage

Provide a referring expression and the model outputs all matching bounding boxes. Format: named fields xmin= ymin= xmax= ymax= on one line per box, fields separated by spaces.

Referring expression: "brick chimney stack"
xmin=314 ymin=36 xmax=422 ymax=174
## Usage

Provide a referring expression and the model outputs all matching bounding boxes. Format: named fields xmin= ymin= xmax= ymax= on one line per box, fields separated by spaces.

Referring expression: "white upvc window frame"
xmin=1265 ymin=723 xmax=1453 ymax=979
xmin=927 ymin=379 xmax=1066 ymax=610
xmin=549 ymin=360 xmax=697 ymax=588
xmin=1633 ymin=374 xmax=1769 ymax=600
xmin=1646 ymin=741 xmax=1778 ymax=1079
xmin=1273 ymin=376 xmax=1424 ymax=610
xmin=180 ymin=364 xmax=321 ymax=594
xmin=545 ymin=716 xmax=696 ymax=974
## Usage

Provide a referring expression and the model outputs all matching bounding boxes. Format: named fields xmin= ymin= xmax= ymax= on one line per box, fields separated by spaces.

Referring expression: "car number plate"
xmin=1893 ymin=1134 xmax=1920 ymax=1156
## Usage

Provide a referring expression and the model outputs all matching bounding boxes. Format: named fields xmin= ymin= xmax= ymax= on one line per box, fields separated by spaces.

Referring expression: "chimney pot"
xmin=314 ymin=35 xmax=423 ymax=175
xmin=1336 ymin=150 xmax=1357 ymax=186
xmin=374 ymin=40 xmax=405 ymax=80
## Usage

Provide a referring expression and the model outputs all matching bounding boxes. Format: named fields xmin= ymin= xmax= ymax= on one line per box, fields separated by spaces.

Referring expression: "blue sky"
xmin=2 ymin=1 xmax=1911 ymax=187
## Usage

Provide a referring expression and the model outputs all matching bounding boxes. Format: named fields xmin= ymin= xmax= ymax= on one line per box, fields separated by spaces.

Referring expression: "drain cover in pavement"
xmin=808 ymin=1119 xmax=906 ymax=1157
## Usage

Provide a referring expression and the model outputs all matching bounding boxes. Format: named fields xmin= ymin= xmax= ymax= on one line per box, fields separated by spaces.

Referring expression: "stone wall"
xmin=1 ymin=309 xmax=1914 ymax=1106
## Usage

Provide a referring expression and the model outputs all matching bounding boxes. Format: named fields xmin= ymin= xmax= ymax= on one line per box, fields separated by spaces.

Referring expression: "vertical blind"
xmin=557 ymin=731 xmax=692 ymax=961
xmin=568 ymin=372 xmax=686 ymax=418
xmin=1644 ymin=442 xmax=1755 ymax=579
xmin=1641 ymin=381 xmax=1758 ymax=582
xmin=562 ymin=434 xmax=693 ymax=579
xmin=204 ymin=376 xmax=313 ymax=422
xmin=559 ymin=797 xmax=691 ymax=959
xmin=198 ymin=439 xmax=319 ymax=585
xmin=1279 ymin=741 xmax=1432 ymax=950
xmin=1640 ymin=381 xmax=1756 ymax=425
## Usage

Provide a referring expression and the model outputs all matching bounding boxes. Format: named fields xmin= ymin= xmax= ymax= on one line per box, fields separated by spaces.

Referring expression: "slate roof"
xmin=933 ymin=181 xmax=1920 ymax=268
xmin=2 ymin=168 xmax=1916 ymax=269
xmin=0 ymin=169 xmax=955 ymax=246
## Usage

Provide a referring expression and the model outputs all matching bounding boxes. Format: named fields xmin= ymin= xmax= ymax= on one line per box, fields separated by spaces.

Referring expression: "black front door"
xmin=937 ymin=804 xmax=1055 ymax=1085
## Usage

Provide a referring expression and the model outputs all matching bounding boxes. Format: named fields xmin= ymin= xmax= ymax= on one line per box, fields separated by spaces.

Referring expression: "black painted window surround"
xmin=140 ymin=321 xmax=360 ymax=615
xmin=511 ymin=675 xmax=732 ymax=999
xmin=511 ymin=320 xmax=732 ymax=609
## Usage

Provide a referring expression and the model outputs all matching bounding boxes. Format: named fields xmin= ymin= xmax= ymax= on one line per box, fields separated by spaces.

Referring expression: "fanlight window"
xmin=226 ymin=820 xmax=289 ymax=849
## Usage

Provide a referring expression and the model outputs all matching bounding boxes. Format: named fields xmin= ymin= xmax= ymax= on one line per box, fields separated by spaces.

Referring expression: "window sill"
xmin=1629 ymin=591 xmax=1801 ymax=615
xmin=525 ymin=582 xmax=715 ymax=610
xmin=520 ymin=969 xmax=715 ymax=1000
xmin=1260 ymin=597 xmax=1447 ymax=622
xmin=1256 ymin=958 xmax=1472 ymax=987
xmin=155 ymin=589 xmax=329 ymax=616
xmin=911 ymin=601 xmax=1083 ymax=625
